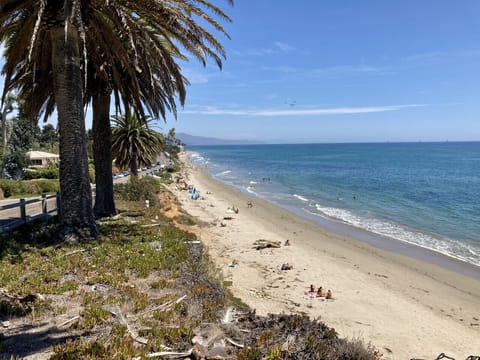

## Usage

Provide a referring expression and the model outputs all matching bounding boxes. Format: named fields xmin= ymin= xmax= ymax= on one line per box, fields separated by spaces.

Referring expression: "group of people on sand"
xmin=187 ymin=185 xmax=200 ymax=200
xmin=305 ymin=284 xmax=333 ymax=300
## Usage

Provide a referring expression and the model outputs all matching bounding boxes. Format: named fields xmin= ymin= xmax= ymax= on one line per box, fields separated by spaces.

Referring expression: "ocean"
xmin=188 ymin=142 xmax=480 ymax=269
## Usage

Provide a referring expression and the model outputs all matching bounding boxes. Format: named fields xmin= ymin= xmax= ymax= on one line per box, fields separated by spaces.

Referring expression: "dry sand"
xmin=169 ymin=153 xmax=480 ymax=360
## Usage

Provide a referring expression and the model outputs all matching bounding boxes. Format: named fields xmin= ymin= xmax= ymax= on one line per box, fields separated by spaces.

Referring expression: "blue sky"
xmin=2 ymin=1 xmax=480 ymax=143
xmin=162 ymin=1 xmax=480 ymax=143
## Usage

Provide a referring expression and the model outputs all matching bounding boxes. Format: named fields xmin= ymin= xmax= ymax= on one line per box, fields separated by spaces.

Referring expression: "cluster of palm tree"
xmin=0 ymin=0 xmax=233 ymax=237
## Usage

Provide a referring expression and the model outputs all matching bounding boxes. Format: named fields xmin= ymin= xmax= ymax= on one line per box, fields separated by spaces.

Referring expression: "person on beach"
xmin=247 ymin=200 xmax=253 ymax=208
xmin=228 ymin=259 xmax=239 ymax=267
xmin=326 ymin=289 xmax=333 ymax=299
xmin=304 ymin=284 xmax=316 ymax=297
xmin=316 ymin=286 xmax=326 ymax=297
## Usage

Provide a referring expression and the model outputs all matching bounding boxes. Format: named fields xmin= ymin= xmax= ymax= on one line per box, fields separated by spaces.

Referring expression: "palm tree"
xmin=111 ymin=112 xmax=162 ymax=176
xmin=1 ymin=1 xmax=96 ymax=236
xmin=0 ymin=0 xmax=233 ymax=229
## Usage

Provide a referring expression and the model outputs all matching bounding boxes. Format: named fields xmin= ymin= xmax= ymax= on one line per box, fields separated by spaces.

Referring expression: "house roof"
xmin=27 ymin=151 xmax=60 ymax=159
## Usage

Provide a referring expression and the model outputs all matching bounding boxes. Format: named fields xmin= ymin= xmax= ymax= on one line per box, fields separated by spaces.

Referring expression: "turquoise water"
xmin=188 ymin=142 xmax=480 ymax=267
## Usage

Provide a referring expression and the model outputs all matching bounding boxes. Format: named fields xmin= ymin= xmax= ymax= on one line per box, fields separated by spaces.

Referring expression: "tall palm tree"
xmin=0 ymin=0 xmax=233 ymax=229
xmin=1 ymin=1 xmax=96 ymax=236
xmin=111 ymin=112 xmax=162 ymax=177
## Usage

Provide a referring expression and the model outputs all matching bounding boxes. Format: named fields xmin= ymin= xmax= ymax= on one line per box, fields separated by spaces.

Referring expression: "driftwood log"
xmin=252 ymin=239 xmax=281 ymax=250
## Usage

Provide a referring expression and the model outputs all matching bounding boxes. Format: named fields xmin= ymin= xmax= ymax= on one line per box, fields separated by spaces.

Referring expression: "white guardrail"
xmin=0 ymin=193 xmax=60 ymax=234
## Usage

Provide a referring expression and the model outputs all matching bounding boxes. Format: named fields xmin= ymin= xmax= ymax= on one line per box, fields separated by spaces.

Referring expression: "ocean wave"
xmin=306 ymin=203 xmax=480 ymax=266
xmin=189 ymin=152 xmax=205 ymax=162
xmin=215 ymin=170 xmax=232 ymax=177
xmin=249 ymin=181 xmax=259 ymax=185
xmin=293 ymin=194 xmax=309 ymax=202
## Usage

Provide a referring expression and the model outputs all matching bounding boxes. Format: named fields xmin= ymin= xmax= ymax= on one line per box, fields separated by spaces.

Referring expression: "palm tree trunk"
xmin=50 ymin=26 xmax=97 ymax=237
xmin=1 ymin=97 xmax=14 ymax=156
xmin=130 ymin=154 xmax=138 ymax=176
xmin=93 ymin=90 xmax=116 ymax=218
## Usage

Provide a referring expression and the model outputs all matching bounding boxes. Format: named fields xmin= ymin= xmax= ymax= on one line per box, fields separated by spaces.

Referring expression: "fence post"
xmin=42 ymin=194 xmax=47 ymax=219
xmin=20 ymin=198 xmax=26 ymax=224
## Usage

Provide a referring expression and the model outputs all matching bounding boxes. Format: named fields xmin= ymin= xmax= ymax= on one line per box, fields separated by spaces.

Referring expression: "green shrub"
xmin=23 ymin=168 xmax=59 ymax=180
xmin=0 ymin=179 xmax=26 ymax=198
xmin=0 ymin=179 xmax=59 ymax=198
xmin=154 ymin=170 xmax=172 ymax=183
xmin=114 ymin=176 xmax=160 ymax=205
xmin=30 ymin=179 xmax=59 ymax=194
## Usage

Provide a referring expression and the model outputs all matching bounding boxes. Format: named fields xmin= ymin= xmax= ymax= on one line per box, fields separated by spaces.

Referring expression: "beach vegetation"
xmin=114 ymin=176 xmax=161 ymax=206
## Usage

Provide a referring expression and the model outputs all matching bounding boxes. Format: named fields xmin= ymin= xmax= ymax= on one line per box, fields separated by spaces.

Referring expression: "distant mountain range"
xmin=177 ymin=133 xmax=264 ymax=146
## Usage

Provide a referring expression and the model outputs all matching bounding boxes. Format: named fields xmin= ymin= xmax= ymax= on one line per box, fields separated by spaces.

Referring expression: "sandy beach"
xmin=170 ymin=153 xmax=480 ymax=360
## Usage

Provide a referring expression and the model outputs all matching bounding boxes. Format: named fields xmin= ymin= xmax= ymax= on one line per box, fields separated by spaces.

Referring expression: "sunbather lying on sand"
xmin=316 ymin=286 xmax=326 ymax=297
xmin=326 ymin=289 xmax=333 ymax=299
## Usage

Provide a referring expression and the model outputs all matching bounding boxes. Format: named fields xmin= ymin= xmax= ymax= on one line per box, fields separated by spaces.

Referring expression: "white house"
xmin=27 ymin=151 xmax=60 ymax=169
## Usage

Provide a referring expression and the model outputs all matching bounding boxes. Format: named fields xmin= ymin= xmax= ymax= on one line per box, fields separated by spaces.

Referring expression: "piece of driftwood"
xmin=59 ymin=315 xmax=80 ymax=327
xmin=141 ymin=222 xmax=170 ymax=228
xmin=141 ymin=295 xmax=187 ymax=316
xmin=252 ymin=239 xmax=281 ymax=250
xmin=145 ymin=350 xmax=192 ymax=358
xmin=221 ymin=307 xmax=234 ymax=324
xmin=225 ymin=337 xmax=244 ymax=348
xmin=109 ymin=305 xmax=148 ymax=345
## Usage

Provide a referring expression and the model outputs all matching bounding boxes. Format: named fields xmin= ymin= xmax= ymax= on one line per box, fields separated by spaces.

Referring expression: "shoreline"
xmin=171 ymin=153 xmax=480 ymax=359
xmin=280 ymin=202 xmax=480 ymax=280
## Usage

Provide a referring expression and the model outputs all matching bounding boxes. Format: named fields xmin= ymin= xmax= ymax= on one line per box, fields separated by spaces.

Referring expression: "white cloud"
xmin=313 ymin=64 xmax=380 ymax=76
xmin=262 ymin=65 xmax=299 ymax=73
xmin=181 ymin=104 xmax=425 ymax=117
xmin=182 ymin=68 xmax=212 ymax=84
xmin=273 ymin=41 xmax=295 ymax=52
xmin=234 ymin=41 xmax=296 ymax=57
xmin=261 ymin=64 xmax=382 ymax=76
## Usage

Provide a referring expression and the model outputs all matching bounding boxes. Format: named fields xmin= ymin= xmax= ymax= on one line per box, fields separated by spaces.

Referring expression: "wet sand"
xmin=170 ymin=153 xmax=480 ymax=360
